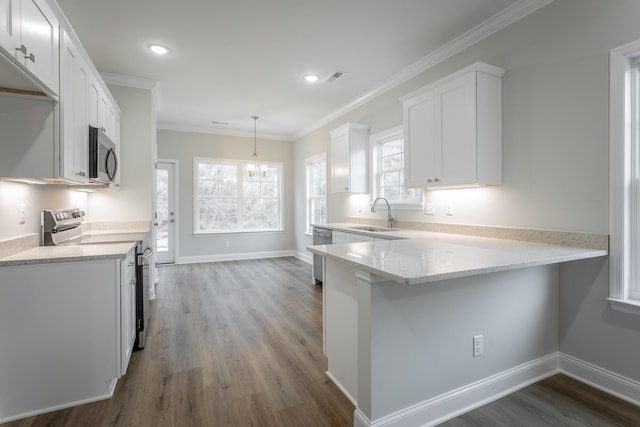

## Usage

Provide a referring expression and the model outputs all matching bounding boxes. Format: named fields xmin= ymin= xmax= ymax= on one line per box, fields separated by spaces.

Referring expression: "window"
xmin=609 ymin=40 xmax=640 ymax=315
xmin=371 ymin=126 xmax=422 ymax=207
xmin=306 ymin=153 xmax=327 ymax=234
xmin=194 ymin=157 xmax=283 ymax=234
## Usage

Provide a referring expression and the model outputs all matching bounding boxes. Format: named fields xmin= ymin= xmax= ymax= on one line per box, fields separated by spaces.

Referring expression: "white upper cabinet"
xmin=60 ymin=28 xmax=89 ymax=183
xmin=402 ymin=62 xmax=505 ymax=188
xmin=0 ymin=0 xmax=59 ymax=95
xmin=330 ymin=122 xmax=369 ymax=193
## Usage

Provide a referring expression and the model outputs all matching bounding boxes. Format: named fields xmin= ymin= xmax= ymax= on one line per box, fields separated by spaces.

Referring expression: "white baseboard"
xmin=177 ymin=250 xmax=295 ymax=264
xmin=295 ymin=250 xmax=313 ymax=264
xmin=0 ymin=381 xmax=116 ymax=424
xmin=363 ymin=353 xmax=559 ymax=427
xmin=354 ymin=352 xmax=640 ymax=427
xmin=326 ymin=370 xmax=357 ymax=407
xmin=559 ymin=353 xmax=640 ymax=407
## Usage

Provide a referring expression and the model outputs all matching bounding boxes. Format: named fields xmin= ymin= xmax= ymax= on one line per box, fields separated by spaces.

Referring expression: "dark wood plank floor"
xmin=3 ymin=257 xmax=640 ymax=427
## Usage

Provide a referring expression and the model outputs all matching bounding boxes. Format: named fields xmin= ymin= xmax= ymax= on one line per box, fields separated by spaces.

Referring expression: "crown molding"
xmin=157 ymin=122 xmax=293 ymax=142
xmin=101 ymin=72 xmax=158 ymax=90
xmin=101 ymin=72 xmax=162 ymax=109
xmin=292 ymin=0 xmax=554 ymax=140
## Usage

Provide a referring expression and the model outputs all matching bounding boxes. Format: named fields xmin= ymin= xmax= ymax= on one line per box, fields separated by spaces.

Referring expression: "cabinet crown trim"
xmin=329 ymin=122 xmax=370 ymax=136
xmin=400 ymin=62 xmax=505 ymax=103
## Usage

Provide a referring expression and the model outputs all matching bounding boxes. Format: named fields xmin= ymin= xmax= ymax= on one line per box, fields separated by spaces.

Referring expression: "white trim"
xmin=294 ymin=250 xmax=312 ymax=264
xmin=158 ymin=122 xmax=292 ymax=142
xmin=157 ymin=159 xmax=179 ymax=264
xmin=0 ymin=379 xmax=117 ymax=424
xmin=353 ymin=352 xmax=640 ymax=427
xmin=101 ymin=72 xmax=158 ymax=90
xmin=559 ymin=353 xmax=640 ymax=408
xmin=607 ymin=298 xmax=640 ymax=316
xmin=326 ymin=371 xmax=357 ymax=406
xmin=177 ymin=250 xmax=295 ymax=265
xmin=361 ymin=353 xmax=558 ymax=427
xmin=293 ymin=0 xmax=552 ymax=140
xmin=609 ymin=39 xmax=640 ymax=312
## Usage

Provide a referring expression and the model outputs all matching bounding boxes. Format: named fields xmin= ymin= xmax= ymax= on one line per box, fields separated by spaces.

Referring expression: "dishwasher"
xmin=312 ymin=226 xmax=332 ymax=284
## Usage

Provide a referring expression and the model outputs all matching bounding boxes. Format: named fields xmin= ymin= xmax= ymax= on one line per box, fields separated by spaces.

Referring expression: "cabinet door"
xmin=434 ymin=72 xmax=477 ymax=186
xmin=20 ymin=0 xmax=58 ymax=94
xmin=60 ymin=29 xmax=89 ymax=182
xmin=404 ymin=91 xmax=438 ymax=187
xmin=0 ymin=0 xmax=19 ymax=53
xmin=331 ymin=128 xmax=350 ymax=193
xmin=88 ymin=78 xmax=108 ymax=131
xmin=120 ymin=251 xmax=136 ymax=376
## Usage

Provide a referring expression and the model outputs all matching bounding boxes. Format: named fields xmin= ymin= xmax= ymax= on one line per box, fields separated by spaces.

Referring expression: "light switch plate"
xmin=425 ymin=202 xmax=436 ymax=215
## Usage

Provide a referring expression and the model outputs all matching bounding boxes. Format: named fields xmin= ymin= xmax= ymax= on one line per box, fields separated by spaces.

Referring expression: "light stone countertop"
xmin=0 ymin=241 xmax=137 ymax=266
xmin=308 ymin=224 xmax=608 ymax=285
xmin=0 ymin=225 xmax=150 ymax=266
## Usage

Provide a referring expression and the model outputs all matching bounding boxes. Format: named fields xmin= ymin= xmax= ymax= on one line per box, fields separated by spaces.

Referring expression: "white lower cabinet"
xmin=0 ymin=251 xmax=135 ymax=423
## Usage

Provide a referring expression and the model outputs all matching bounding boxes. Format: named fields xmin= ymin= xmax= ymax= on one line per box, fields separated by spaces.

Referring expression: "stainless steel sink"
xmin=347 ymin=226 xmax=398 ymax=232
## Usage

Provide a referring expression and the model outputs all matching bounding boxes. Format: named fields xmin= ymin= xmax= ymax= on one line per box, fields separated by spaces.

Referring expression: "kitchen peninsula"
xmin=308 ymin=225 xmax=608 ymax=427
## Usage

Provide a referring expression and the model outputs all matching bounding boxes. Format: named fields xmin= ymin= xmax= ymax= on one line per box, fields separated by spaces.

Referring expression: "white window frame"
xmin=305 ymin=153 xmax=327 ymax=235
xmin=609 ymin=39 xmax=640 ymax=315
xmin=370 ymin=125 xmax=423 ymax=209
xmin=193 ymin=157 xmax=284 ymax=235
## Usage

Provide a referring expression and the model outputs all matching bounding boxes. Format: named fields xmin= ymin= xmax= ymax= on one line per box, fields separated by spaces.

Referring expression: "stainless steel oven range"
xmin=41 ymin=208 xmax=153 ymax=350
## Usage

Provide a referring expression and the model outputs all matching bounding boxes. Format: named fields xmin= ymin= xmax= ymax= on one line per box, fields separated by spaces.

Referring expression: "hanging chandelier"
xmin=248 ymin=115 xmax=265 ymax=178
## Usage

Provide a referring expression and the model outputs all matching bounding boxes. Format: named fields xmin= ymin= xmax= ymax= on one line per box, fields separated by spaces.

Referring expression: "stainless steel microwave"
xmin=89 ymin=126 xmax=118 ymax=184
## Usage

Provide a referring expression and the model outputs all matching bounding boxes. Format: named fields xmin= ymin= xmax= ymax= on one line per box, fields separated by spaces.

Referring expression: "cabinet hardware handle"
xmin=434 ymin=178 xmax=440 ymax=182
xmin=153 ymin=222 xmax=159 ymax=226
xmin=129 ymin=261 xmax=135 ymax=267
xmin=100 ymin=127 xmax=106 ymax=133
xmin=344 ymin=187 xmax=348 ymax=191
xmin=427 ymin=179 xmax=433 ymax=183
xmin=169 ymin=219 xmax=175 ymax=223
xmin=25 ymin=53 xmax=35 ymax=63
xmin=76 ymin=171 xmax=86 ymax=177
xmin=15 ymin=45 xmax=26 ymax=55
xmin=130 ymin=279 xmax=136 ymax=286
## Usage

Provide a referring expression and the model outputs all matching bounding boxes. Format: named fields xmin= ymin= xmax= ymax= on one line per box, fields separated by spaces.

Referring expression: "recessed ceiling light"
xmin=303 ymin=74 xmax=320 ymax=83
xmin=148 ymin=44 xmax=171 ymax=55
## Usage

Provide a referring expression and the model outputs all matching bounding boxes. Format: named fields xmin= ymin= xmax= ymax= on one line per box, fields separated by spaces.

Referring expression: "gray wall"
xmin=294 ymin=0 xmax=640 ymax=384
xmin=156 ymin=129 xmax=294 ymax=261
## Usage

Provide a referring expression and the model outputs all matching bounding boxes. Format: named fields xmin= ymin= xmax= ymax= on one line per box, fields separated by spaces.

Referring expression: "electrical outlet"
xmin=473 ymin=335 xmax=483 ymax=357
xmin=225 ymin=240 xmax=230 ymax=248
xmin=425 ymin=202 xmax=436 ymax=215
xmin=445 ymin=204 xmax=453 ymax=216
xmin=18 ymin=204 xmax=25 ymax=224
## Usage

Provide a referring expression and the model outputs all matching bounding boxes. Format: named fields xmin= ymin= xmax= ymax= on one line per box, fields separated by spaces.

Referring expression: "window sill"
xmin=607 ymin=298 xmax=640 ymax=316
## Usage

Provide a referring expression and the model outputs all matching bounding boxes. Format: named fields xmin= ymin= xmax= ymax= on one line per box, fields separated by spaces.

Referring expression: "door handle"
xmin=169 ymin=219 xmax=175 ymax=223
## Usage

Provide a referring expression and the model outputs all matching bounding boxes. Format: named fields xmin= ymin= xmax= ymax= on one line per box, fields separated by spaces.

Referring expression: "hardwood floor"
xmin=3 ymin=257 xmax=640 ymax=427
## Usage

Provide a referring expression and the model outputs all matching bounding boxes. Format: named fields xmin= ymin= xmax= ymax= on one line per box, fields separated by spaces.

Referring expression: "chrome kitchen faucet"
xmin=371 ymin=197 xmax=394 ymax=229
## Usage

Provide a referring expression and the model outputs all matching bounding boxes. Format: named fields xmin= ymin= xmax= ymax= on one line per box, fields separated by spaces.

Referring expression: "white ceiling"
xmin=56 ymin=0 xmax=531 ymax=140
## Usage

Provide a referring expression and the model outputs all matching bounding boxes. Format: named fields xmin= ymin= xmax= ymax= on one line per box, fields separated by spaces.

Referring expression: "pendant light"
xmin=248 ymin=115 xmax=263 ymax=178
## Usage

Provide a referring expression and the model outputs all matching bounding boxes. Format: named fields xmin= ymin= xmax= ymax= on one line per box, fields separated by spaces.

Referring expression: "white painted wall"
xmin=87 ymin=85 xmax=155 ymax=222
xmin=156 ymin=129 xmax=294 ymax=262
xmin=0 ymin=182 xmax=87 ymax=241
xmin=294 ymin=0 xmax=640 ymax=387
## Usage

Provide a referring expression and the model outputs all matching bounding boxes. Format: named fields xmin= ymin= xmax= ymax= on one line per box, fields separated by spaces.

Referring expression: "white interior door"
xmin=156 ymin=161 xmax=176 ymax=264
